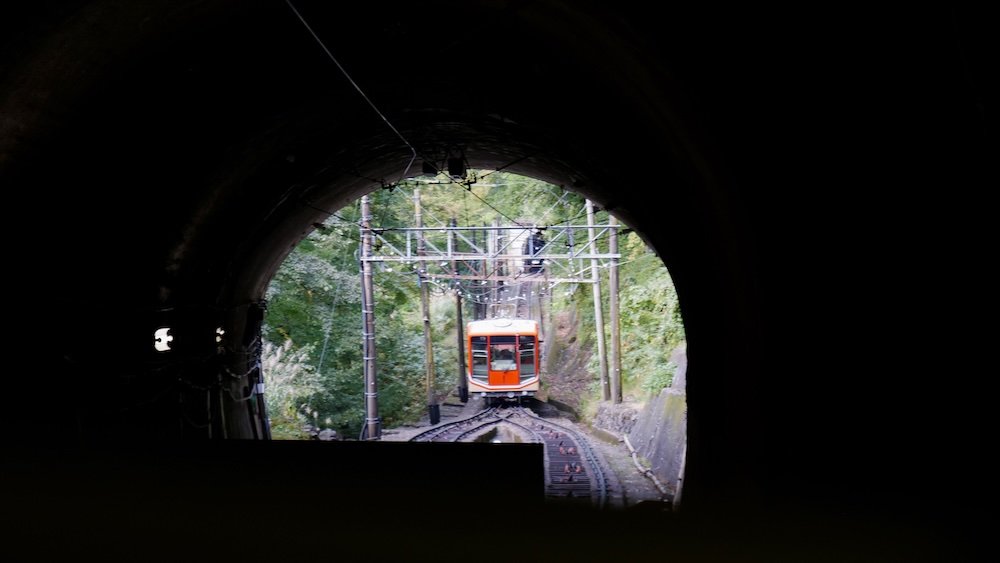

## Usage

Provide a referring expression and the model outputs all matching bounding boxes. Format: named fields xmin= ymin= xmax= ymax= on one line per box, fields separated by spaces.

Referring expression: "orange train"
xmin=467 ymin=318 xmax=540 ymax=403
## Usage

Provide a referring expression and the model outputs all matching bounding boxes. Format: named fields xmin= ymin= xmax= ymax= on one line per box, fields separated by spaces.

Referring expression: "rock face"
xmin=593 ymin=401 xmax=640 ymax=436
xmin=627 ymin=344 xmax=687 ymax=498
xmin=543 ymin=310 xmax=592 ymax=412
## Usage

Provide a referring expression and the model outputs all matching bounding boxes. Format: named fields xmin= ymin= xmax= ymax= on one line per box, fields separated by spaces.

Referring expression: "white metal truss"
xmin=361 ymin=223 xmax=621 ymax=285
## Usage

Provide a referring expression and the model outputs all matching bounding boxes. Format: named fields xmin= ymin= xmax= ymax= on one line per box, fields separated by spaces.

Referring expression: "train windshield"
xmin=490 ymin=336 xmax=516 ymax=371
xmin=519 ymin=335 xmax=536 ymax=377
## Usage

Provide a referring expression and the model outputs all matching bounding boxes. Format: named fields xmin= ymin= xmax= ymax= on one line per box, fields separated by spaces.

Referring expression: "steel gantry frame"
xmin=359 ymin=222 xmax=622 ymax=288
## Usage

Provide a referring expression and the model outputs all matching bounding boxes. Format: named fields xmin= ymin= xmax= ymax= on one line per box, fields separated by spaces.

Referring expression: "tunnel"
xmin=1 ymin=1 xmax=988 ymax=560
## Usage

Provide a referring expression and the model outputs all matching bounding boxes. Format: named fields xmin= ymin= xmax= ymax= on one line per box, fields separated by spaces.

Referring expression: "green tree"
xmin=262 ymin=171 xmax=684 ymax=436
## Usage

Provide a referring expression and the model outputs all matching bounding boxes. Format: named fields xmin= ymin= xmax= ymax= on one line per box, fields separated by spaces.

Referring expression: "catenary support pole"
xmin=608 ymin=215 xmax=622 ymax=404
xmin=452 ymin=218 xmax=469 ymax=402
xmin=360 ymin=195 xmax=380 ymax=439
xmin=415 ymin=189 xmax=439 ymax=424
xmin=587 ymin=200 xmax=610 ymax=401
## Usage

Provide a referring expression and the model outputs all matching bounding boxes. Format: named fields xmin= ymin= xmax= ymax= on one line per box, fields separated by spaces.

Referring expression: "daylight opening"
xmin=262 ymin=171 xmax=687 ymax=508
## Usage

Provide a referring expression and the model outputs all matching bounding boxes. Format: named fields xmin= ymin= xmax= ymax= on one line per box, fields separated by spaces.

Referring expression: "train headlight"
xmin=507 ymin=392 xmax=515 ymax=398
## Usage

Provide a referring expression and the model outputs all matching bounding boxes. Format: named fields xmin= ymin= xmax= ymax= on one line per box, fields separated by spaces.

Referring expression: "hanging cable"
xmin=285 ymin=0 xmax=417 ymax=183
xmin=300 ymin=200 xmax=358 ymax=225
xmin=475 ymin=155 xmax=532 ymax=181
xmin=458 ymin=178 xmax=527 ymax=227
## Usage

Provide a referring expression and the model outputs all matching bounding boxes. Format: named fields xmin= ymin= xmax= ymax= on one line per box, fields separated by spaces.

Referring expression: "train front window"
xmin=471 ymin=336 xmax=488 ymax=379
xmin=519 ymin=336 xmax=536 ymax=378
xmin=490 ymin=336 xmax=517 ymax=371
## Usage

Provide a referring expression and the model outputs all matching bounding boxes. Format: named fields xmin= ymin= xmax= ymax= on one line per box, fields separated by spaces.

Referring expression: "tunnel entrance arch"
xmin=3 ymin=0 xmax=761 ymax=517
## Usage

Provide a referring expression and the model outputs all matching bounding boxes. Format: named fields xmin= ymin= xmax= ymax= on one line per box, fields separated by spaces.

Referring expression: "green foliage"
xmin=642 ymin=360 xmax=677 ymax=396
xmin=261 ymin=339 xmax=323 ymax=440
xmin=572 ymin=229 xmax=686 ymax=400
xmin=618 ymin=233 xmax=685 ymax=395
xmin=261 ymin=171 xmax=684 ymax=436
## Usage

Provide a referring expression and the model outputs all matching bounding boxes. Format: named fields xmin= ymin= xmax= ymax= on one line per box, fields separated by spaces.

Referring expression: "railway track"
xmin=407 ymin=406 xmax=501 ymax=442
xmin=408 ymin=404 xmax=608 ymax=507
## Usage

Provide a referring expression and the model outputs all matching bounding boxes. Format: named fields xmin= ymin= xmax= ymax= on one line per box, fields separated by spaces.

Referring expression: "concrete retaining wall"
xmin=627 ymin=343 xmax=687 ymax=498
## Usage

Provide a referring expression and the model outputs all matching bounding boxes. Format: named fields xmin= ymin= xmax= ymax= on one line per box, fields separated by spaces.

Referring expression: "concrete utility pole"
xmin=475 ymin=227 xmax=486 ymax=320
xmin=608 ymin=215 xmax=622 ymax=404
xmin=487 ymin=219 xmax=497 ymax=318
xmin=360 ymin=195 xmax=380 ymax=439
xmin=543 ymin=268 xmax=552 ymax=368
xmin=455 ymin=290 xmax=468 ymax=403
xmin=451 ymin=218 xmax=468 ymax=402
xmin=586 ymin=200 xmax=610 ymax=401
xmin=495 ymin=217 xmax=505 ymax=315
xmin=415 ymin=189 xmax=439 ymax=425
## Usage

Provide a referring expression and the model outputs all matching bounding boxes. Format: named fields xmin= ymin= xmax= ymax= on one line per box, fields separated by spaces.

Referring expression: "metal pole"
xmin=360 ymin=195 xmax=380 ymax=439
xmin=587 ymin=200 xmax=610 ymax=401
xmin=543 ymin=269 xmax=552 ymax=368
xmin=488 ymin=219 xmax=497 ymax=318
xmin=452 ymin=218 xmax=469 ymax=402
xmin=496 ymin=217 xmax=505 ymax=316
xmin=475 ymin=227 xmax=486 ymax=320
xmin=608 ymin=215 xmax=622 ymax=404
xmin=456 ymin=293 xmax=468 ymax=403
xmin=416 ymin=189 xmax=439 ymax=424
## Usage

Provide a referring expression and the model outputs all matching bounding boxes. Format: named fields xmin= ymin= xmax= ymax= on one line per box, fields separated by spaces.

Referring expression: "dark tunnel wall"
xmin=1 ymin=1 xmax=990 ymax=559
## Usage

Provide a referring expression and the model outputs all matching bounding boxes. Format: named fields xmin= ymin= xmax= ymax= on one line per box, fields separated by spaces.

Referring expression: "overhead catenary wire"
xmin=395 ymin=170 xmax=529 ymax=228
xmin=285 ymin=0 xmax=417 ymax=183
xmin=327 ymin=165 xmax=581 ymax=236
xmin=300 ymin=200 xmax=358 ymax=226
xmin=459 ymin=179 xmax=527 ymax=227
xmin=474 ymin=155 xmax=532 ymax=181
xmin=280 ymin=167 xmax=646 ymax=419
